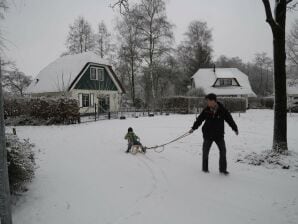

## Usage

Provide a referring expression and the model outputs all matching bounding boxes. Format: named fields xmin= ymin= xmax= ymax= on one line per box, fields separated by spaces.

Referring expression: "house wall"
xmin=70 ymin=64 xmax=123 ymax=114
xmin=70 ymin=89 xmax=121 ymax=114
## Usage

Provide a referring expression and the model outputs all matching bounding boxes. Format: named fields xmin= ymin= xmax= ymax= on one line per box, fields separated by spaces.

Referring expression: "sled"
xmin=130 ymin=145 xmax=144 ymax=155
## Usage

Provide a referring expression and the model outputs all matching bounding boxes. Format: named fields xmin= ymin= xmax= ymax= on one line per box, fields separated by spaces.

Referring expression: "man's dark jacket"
xmin=192 ymin=102 xmax=238 ymax=140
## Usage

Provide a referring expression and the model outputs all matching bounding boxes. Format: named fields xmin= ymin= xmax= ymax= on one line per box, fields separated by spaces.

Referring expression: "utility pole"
xmin=0 ymin=57 xmax=12 ymax=224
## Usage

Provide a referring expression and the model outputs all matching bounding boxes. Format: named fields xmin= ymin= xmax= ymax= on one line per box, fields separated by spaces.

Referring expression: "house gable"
xmin=72 ymin=63 xmax=118 ymax=91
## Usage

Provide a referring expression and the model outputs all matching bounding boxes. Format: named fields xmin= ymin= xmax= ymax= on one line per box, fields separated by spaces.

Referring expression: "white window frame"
xmin=97 ymin=68 xmax=104 ymax=82
xmin=90 ymin=67 xmax=98 ymax=80
xmin=90 ymin=93 xmax=94 ymax=107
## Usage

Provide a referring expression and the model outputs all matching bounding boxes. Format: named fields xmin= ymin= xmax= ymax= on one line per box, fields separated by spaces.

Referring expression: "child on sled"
xmin=125 ymin=127 xmax=146 ymax=153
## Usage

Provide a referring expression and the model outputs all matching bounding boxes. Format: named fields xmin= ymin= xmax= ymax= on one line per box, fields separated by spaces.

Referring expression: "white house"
xmin=191 ymin=67 xmax=256 ymax=107
xmin=26 ymin=52 xmax=125 ymax=114
xmin=287 ymin=79 xmax=298 ymax=109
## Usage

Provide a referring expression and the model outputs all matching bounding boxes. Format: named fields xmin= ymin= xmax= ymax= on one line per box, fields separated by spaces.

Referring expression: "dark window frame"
xmin=82 ymin=93 xmax=90 ymax=107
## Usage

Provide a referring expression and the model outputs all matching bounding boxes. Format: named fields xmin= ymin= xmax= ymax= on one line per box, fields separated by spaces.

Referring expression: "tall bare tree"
xmin=134 ymin=0 xmax=174 ymax=106
xmin=94 ymin=21 xmax=111 ymax=59
xmin=65 ymin=16 xmax=95 ymax=55
xmin=254 ymin=52 xmax=273 ymax=96
xmin=261 ymin=0 xmax=296 ymax=152
xmin=116 ymin=8 xmax=142 ymax=106
xmin=177 ymin=21 xmax=213 ymax=78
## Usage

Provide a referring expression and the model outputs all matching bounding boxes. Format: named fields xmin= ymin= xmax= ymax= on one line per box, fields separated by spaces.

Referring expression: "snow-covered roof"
xmin=191 ymin=68 xmax=256 ymax=97
xmin=26 ymin=52 xmax=112 ymax=94
xmin=287 ymin=79 xmax=298 ymax=95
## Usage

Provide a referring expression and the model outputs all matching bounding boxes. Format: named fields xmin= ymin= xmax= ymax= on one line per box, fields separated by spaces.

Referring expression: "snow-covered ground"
xmin=11 ymin=110 xmax=298 ymax=224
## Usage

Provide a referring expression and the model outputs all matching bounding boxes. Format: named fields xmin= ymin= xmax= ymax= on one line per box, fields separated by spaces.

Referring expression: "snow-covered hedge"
xmin=4 ymin=96 xmax=80 ymax=125
xmin=161 ymin=96 xmax=247 ymax=113
xmin=248 ymin=97 xmax=274 ymax=109
xmin=6 ymin=133 xmax=35 ymax=194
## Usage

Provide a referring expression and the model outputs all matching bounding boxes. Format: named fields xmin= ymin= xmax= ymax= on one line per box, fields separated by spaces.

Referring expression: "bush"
xmin=6 ymin=133 xmax=35 ymax=194
xmin=4 ymin=96 xmax=80 ymax=125
xmin=248 ymin=97 xmax=274 ymax=109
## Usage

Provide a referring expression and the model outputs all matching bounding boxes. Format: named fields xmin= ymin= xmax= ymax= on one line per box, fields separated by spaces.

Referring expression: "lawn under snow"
xmin=11 ymin=110 xmax=298 ymax=224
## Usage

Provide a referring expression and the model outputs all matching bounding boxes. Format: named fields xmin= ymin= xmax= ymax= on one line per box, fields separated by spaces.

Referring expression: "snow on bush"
xmin=6 ymin=133 xmax=35 ymax=194
xmin=4 ymin=96 xmax=80 ymax=125
xmin=236 ymin=150 xmax=298 ymax=171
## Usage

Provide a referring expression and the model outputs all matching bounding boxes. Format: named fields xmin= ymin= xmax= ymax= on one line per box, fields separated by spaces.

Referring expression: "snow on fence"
xmin=161 ymin=96 xmax=247 ymax=113
xmin=4 ymin=97 xmax=80 ymax=125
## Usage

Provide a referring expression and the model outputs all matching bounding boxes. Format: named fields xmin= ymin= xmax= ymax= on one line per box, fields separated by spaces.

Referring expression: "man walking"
xmin=189 ymin=93 xmax=238 ymax=175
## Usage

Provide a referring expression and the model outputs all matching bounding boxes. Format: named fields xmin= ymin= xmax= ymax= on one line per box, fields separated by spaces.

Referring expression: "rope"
xmin=145 ymin=131 xmax=192 ymax=153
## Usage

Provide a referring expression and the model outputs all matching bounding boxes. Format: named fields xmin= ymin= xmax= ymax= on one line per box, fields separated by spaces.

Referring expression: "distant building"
xmin=26 ymin=52 xmax=125 ymax=114
xmin=287 ymin=79 xmax=298 ymax=109
xmin=191 ymin=67 xmax=256 ymax=107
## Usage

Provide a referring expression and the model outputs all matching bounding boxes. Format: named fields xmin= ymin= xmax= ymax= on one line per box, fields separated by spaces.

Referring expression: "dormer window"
xmin=90 ymin=67 xmax=105 ymax=81
xmin=213 ymin=78 xmax=240 ymax=87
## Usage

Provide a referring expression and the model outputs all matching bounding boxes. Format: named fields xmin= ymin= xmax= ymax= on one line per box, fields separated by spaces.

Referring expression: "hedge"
xmin=248 ymin=97 xmax=274 ymax=109
xmin=4 ymin=97 xmax=80 ymax=125
xmin=160 ymin=96 xmax=247 ymax=113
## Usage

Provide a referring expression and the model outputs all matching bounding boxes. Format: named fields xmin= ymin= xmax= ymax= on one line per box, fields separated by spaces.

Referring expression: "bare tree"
xmin=65 ymin=16 xmax=95 ymax=55
xmin=133 ymin=0 xmax=174 ymax=107
xmin=287 ymin=19 xmax=298 ymax=65
xmin=111 ymin=0 xmax=129 ymax=14
xmin=177 ymin=21 xmax=213 ymax=78
xmin=116 ymin=7 xmax=143 ymax=106
xmin=261 ymin=0 xmax=295 ymax=152
xmin=254 ymin=52 xmax=273 ymax=96
xmin=2 ymin=69 xmax=32 ymax=96
xmin=94 ymin=21 xmax=111 ymax=59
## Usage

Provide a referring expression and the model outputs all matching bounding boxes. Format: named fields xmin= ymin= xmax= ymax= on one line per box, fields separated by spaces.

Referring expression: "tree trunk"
xmin=131 ymin=58 xmax=135 ymax=106
xmin=272 ymin=30 xmax=288 ymax=152
xmin=0 ymin=58 xmax=12 ymax=224
xmin=262 ymin=0 xmax=288 ymax=152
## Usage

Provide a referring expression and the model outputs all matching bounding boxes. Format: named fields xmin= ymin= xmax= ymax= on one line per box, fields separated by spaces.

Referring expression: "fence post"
xmin=94 ymin=103 xmax=97 ymax=121
xmin=108 ymin=111 xmax=111 ymax=120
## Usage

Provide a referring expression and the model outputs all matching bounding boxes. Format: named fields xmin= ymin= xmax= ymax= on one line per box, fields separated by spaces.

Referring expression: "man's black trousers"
xmin=202 ymin=138 xmax=227 ymax=172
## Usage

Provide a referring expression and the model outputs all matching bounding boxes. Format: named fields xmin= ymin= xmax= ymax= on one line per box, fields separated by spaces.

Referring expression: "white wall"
xmin=70 ymin=89 xmax=121 ymax=114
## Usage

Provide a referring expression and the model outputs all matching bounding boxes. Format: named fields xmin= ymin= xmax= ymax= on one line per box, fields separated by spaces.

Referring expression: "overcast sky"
xmin=1 ymin=0 xmax=297 ymax=77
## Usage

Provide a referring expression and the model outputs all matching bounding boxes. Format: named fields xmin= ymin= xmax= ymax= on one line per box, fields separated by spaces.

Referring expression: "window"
xmin=82 ymin=94 xmax=90 ymax=107
xmin=90 ymin=68 xmax=97 ymax=80
xmin=220 ymin=79 xmax=233 ymax=86
xmin=90 ymin=67 xmax=104 ymax=81
xmin=97 ymin=68 xmax=104 ymax=81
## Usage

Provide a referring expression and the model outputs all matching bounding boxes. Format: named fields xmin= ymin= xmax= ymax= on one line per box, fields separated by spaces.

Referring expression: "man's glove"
xmin=189 ymin=129 xmax=194 ymax=134
xmin=235 ymin=130 xmax=239 ymax=136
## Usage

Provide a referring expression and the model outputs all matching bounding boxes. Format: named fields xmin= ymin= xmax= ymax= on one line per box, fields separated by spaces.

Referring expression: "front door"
xmin=98 ymin=96 xmax=110 ymax=113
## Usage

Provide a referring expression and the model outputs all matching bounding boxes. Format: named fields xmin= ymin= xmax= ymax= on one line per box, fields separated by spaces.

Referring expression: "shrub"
xmin=248 ymin=97 xmax=274 ymax=109
xmin=6 ymin=133 xmax=35 ymax=194
xmin=4 ymin=96 xmax=80 ymax=125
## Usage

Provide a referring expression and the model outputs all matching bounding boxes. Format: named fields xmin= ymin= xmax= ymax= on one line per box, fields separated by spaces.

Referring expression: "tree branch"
xmin=262 ymin=0 xmax=278 ymax=31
